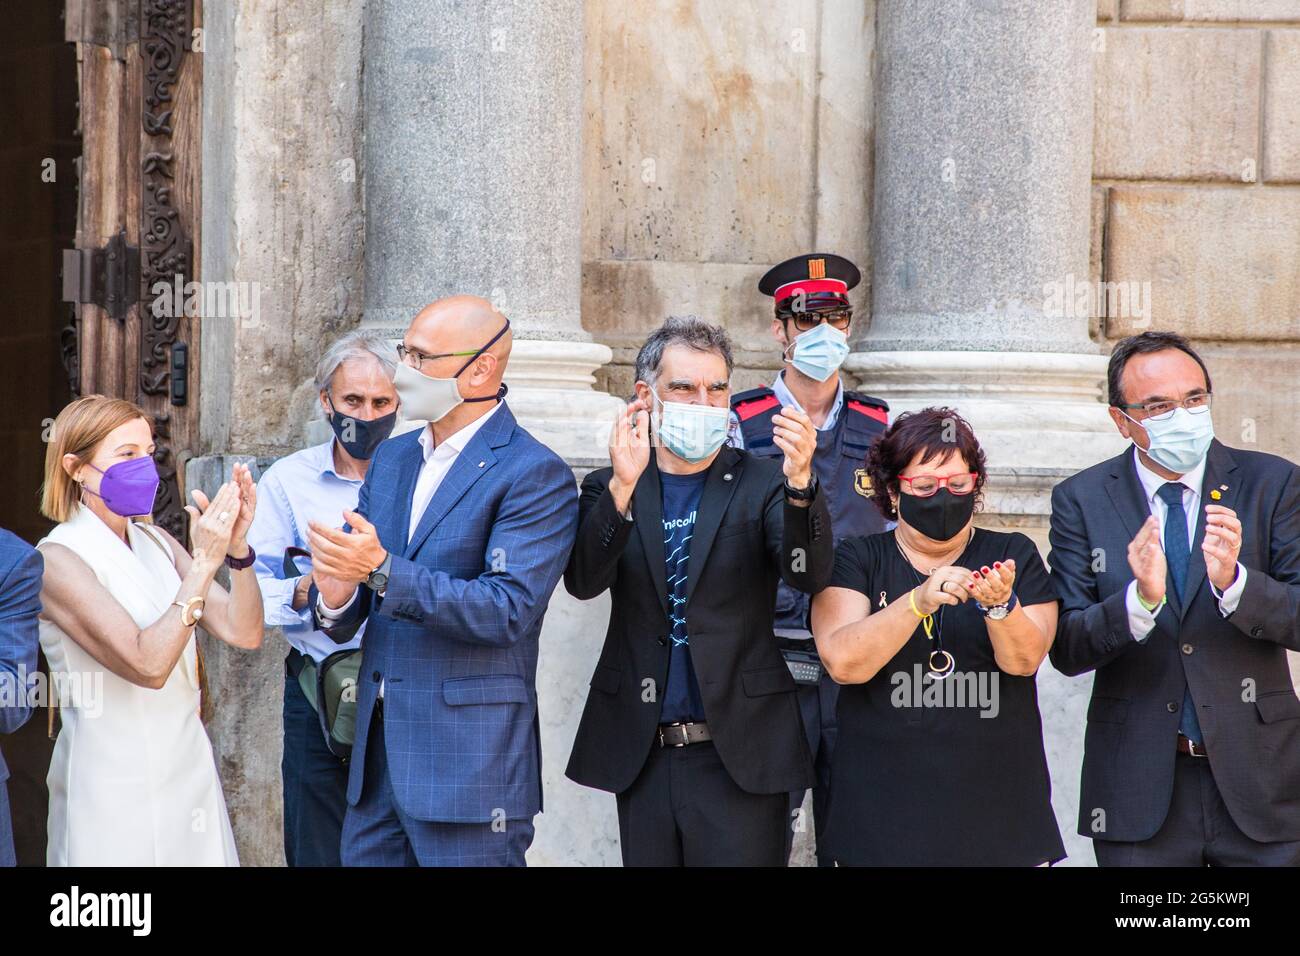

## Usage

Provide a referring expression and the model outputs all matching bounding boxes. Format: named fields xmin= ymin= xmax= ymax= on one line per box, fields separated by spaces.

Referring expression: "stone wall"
xmin=581 ymin=0 xmax=876 ymax=395
xmin=1094 ymin=0 xmax=1300 ymax=461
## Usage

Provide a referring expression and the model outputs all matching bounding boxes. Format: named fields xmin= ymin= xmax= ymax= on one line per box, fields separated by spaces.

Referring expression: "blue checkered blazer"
xmin=0 ymin=529 xmax=41 ymax=867
xmin=313 ymin=403 xmax=578 ymax=823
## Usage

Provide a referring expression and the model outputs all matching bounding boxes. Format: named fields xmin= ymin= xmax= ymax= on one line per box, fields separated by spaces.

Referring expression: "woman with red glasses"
xmin=810 ymin=406 xmax=1065 ymax=866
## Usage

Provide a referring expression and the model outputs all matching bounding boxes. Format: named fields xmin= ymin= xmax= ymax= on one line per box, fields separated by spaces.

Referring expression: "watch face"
xmin=986 ymin=605 xmax=1009 ymax=620
xmin=370 ymin=572 xmax=388 ymax=590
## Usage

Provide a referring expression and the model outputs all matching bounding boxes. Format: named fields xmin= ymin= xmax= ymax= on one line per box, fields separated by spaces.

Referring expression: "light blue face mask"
xmin=1124 ymin=406 xmax=1215 ymax=474
xmin=786 ymin=321 xmax=850 ymax=382
xmin=652 ymin=391 xmax=730 ymax=463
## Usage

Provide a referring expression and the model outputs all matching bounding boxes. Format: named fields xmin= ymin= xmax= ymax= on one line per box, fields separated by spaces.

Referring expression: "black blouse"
xmin=821 ymin=528 xmax=1066 ymax=866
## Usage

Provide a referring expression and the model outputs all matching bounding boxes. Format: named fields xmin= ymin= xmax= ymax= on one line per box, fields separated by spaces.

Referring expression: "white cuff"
xmin=316 ymin=587 xmax=359 ymax=625
xmin=1209 ymin=563 xmax=1247 ymax=617
xmin=1126 ymin=579 xmax=1159 ymax=643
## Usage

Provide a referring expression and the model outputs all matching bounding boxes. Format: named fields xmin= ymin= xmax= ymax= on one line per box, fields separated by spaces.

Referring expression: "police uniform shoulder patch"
xmin=731 ymin=386 xmax=780 ymax=421
xmin=844 ymin=390 xmax=889 ymax=425
xmin=853 ymin=468 xmax=873 ymax=498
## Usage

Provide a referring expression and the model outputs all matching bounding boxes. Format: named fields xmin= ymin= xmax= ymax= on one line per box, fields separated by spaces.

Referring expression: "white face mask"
xmin=393 ymin=361 xmax=465 ymax=423
xmin=651 ymin=391 xmax=730 ymax=463
xmin=394 ymin=321 xmax=511 ymax=423
xmin=1123 ymin=405 xmax=1215 ymax=474
xmin=785 ymin=321 xmax=850 ymax=382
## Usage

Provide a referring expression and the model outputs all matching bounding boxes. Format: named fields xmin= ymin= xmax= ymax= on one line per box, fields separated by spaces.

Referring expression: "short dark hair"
xmin=1107 ymin=331 xmax=1212 ymax=408
xmin=864 ymin=407 xmax=987 ymax=521
xmin=634 ymin=315 xmax=734 ymax=387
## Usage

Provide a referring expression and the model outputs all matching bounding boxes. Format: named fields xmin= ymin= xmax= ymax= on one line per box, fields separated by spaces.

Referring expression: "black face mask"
xmin=327 ymin=397 xmax=397 ymax=461
xmin=897 ymin=488 xmax=975 ymax=543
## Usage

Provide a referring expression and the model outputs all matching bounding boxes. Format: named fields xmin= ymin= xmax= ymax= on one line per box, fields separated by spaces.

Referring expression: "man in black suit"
xmin=1050 ymin=330 xmax=1300 ymax=865
xmin=565 ymin=316 xmax=833 ymax=866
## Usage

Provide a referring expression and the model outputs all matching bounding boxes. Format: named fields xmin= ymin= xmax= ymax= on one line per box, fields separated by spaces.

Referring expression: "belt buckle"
xmin=1186 ymin=737 xmax=1204 ymax=758
xmin=659 ymin=723 xmax=688 ymax=748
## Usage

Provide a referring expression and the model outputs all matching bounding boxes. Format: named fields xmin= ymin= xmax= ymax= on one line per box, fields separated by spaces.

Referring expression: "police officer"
xmin=729 ymin=252 xmax=888 ymax=866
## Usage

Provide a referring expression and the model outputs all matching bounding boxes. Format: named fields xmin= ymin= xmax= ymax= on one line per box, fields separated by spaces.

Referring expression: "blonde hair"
xmin=41 ymin=395 xmax=153 ymax=523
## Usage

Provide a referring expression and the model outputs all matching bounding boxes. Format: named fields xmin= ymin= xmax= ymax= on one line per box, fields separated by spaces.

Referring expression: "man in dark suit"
xmin=0 ymin=529 xmax=42 ymax=868
xmin=565 ymin=316 xmax=834 ymax=866
xmin=1050 ymin=330 xmax=1300 ymax=865
xmin=307 ymin=295 xmax=578 ymax=866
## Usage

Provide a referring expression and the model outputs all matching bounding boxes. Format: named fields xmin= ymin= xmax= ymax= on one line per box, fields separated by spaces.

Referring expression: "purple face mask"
xmin=83 ymin=455 xmax=160 ymax=518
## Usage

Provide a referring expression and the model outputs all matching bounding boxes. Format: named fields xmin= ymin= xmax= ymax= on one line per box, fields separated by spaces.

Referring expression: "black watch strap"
xmin=784 ymin=475 xmax=818 ymax=501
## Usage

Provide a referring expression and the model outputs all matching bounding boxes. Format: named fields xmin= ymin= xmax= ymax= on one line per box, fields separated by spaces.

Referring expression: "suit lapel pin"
xmin=477 ymin=460 xmax=485 ymax=468
xmin=1210 ymin=489 xmax=1222 ymax=500
xmin=723 ymin=473 xmax=733 ymax=481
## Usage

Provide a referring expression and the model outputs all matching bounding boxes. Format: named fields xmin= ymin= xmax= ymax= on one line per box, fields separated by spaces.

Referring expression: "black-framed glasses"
xmin=395 ymin=343 xmax=482 ymax=372
xmin=784 ymin=308 xmax=852 ymax=333
xmin=1117 ymin=392 xmax=1212 ymax=422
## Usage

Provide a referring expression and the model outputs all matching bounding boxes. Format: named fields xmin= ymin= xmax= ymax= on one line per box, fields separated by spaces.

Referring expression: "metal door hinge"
xmin=62 ymin=230 xmax=140 ymax=323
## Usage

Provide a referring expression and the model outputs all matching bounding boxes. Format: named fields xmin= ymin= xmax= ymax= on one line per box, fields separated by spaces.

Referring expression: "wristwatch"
xmin=784 ymin=474 xmax=819 ymax=501
xmin=977 ymin=591 xmax=1019 ymax=621
xmin=366 ymin=552 xmax=393 ymax=595
xmin=172 ymin=596 xmax=206 ymax=628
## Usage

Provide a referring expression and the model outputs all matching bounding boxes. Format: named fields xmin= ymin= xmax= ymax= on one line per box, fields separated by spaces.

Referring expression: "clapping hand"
xmin=1203 ymin=504 xmax=1242 ymax=592
xmin=1127 ymin=515 xmax=1167 ymax=606
xmin=608 ymin=398 xmax=650 ymax=514
xmin=966 ymin=560 xmax=1016 ymax=608
xmin=772 ymin=406 xmax=815 ymax=490
xmin=185 ymin=480 xmax=240 ymax=570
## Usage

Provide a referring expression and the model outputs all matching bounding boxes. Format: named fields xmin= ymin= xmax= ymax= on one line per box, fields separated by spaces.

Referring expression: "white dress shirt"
xmin=317 ymin=402 xmax=505 ymax=694
xmin=246 ymin=439 xmax=365 ymax=663
xmin=1126 ymin=444 xmax=1247 ymax=641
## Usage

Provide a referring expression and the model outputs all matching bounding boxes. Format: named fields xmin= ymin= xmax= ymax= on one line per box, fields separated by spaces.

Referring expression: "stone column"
xmin=361 ymin=0 xmax=623 ymax=865
xmin=847 ymin=0 xmax=1125 ymax=865
xmin=361 ymin=0 xmax=621 ymax=460
xmin=192 ymin=0 xmax=370 ymax=865
xmin=851 ymin=0 xmax=1123 ymax=491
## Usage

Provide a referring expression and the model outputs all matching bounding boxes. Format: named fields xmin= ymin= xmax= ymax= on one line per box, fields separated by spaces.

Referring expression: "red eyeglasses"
xmin=898 ymin=473 xmax=979 ymax=497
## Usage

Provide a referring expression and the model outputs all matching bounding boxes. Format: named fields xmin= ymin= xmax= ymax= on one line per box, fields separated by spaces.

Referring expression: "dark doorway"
xmin=0 ymin=0 xmax=79 ymax=866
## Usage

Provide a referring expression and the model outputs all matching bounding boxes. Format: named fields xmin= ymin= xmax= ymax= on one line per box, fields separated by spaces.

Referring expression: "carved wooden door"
xmin=62 ymin=0 xmax=200 ymax=539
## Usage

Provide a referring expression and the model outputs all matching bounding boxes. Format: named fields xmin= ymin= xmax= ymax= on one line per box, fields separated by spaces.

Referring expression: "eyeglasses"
xmin=898 ymin=473 xmax=979 ymax=497
xmin=1117 ymin=392 xmax=1212 ymax=422
xmin=784 ymin=309 xmax=852 ymax=333
xmin=395 ymin=343 xmax=482 ymax=372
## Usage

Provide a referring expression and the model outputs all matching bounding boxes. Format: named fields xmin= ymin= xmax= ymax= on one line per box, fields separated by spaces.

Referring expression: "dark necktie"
xmin=1157 ymin=481 xmax=1202 ymax=744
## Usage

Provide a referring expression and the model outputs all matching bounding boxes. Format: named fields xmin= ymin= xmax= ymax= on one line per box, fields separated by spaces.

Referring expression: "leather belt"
xmin=1177 ymin=733 xmax=1208 ymax=758
xmin=657 ymin=721 xmax=711 ymax=748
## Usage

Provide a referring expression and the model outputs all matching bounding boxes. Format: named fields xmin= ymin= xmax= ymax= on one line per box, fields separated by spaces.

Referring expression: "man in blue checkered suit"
xmin=0 ymin=528 xmax=42 ymax=868
xmin=307 ymin=295 xmax=578 ymax=866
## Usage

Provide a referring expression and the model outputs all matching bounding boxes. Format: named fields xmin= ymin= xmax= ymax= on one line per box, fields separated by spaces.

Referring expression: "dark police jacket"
xmin=564 ymin=446 xmax=833 ymax=795
xmin=1049 ymin=440 xmax=1300 ymax=843
xmin=732 ymin=385 xmax=889 ymax=634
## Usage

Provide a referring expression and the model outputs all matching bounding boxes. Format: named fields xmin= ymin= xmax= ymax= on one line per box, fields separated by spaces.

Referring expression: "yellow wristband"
xmin=1135 ymin=587 xmax=1166 ymax=614
xmin=908 ymin=587 xmax=928 ymax=619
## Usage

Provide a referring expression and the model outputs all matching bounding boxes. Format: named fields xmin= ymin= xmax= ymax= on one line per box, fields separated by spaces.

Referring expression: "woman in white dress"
xmin=36 ymin=395 xmax=264 ymax=866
